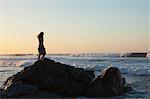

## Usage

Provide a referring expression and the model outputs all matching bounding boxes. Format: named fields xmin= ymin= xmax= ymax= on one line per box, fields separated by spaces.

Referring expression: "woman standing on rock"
xmin=37 ymin=32 xmax=46 ymax=60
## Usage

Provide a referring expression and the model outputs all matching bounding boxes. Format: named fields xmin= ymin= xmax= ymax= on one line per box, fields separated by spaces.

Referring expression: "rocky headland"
xmin=0 ymin=58 xmax=131 ymax=98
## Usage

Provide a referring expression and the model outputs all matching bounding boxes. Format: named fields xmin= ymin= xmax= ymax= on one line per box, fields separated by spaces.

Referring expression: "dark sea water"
xmin=0 ymin=53 xmax=149 ymax=98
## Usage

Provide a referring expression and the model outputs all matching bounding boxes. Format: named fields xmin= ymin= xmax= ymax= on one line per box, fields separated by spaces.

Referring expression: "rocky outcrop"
xmin=86 ymin=67 xmax=126 ymax=96
xmin=1 ymin=58 xmax=131 ymax=98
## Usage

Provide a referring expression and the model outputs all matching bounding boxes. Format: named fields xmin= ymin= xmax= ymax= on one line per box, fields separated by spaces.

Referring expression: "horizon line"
xmin=0 ymin=51 xmax=148 ymax=55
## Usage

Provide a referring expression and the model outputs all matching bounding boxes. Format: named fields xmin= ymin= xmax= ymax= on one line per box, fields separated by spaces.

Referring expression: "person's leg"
xmin=38 ymin=54 xmax=40 ymax=60
xmin=43 ymin=53 xmax=45 ymax=59
xmin=41 ymin=53 xmax=45 ymax=60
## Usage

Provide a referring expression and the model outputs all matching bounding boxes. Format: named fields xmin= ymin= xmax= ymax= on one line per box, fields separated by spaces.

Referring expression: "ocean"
xmin=0 ymin=53 xmax=149 ymax=98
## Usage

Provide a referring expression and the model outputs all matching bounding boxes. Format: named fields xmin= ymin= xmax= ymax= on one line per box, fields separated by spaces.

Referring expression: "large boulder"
xmin=1 ymin=58 xmax=131 ymax=98
xmin=1 ymin=58 xmax=95 ymax=97
xmin=86 ymin=67 xmax=126 ymax=96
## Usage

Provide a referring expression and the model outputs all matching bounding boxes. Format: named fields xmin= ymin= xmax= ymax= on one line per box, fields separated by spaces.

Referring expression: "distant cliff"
xmin=121 ymin=53 xmax=147 ymax=57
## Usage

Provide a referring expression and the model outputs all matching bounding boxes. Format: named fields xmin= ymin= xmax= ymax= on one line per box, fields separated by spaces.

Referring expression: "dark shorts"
xmin=38 ymin=47 xmax=46 ymax=54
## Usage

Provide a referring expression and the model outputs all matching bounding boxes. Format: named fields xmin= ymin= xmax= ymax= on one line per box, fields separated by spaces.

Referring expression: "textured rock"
xmin=1 ymin=58 xmax=95 ymax=97
xmin=86 ymin=67 xmax=126 ymax=96
xmin=2 ymin=81 xmax=38 ymax=98
xmin=1 ymin=58 xmax=131 ymax=98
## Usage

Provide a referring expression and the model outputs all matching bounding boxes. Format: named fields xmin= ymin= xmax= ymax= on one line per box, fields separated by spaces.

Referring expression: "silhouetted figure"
xmin=37 ymin=32 xmax=46 ymax=60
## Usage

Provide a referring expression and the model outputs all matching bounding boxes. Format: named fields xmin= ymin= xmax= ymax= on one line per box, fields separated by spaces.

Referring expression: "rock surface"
xmin=86 ymin=67 xmax=126 ymax=97
xmin=1 ymin=58 xmax=131 ymax=98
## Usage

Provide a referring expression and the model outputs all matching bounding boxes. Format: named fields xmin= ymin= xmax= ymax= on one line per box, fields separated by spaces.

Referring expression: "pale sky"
xmin=0 ymin=0 xmax=149 ymax=54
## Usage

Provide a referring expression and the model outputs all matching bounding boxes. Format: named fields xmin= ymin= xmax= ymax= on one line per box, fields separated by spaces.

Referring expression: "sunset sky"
xmin=0 ymin=0 xmax=149 ymax=54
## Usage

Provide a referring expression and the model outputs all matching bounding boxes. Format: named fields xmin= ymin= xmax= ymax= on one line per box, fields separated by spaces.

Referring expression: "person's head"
xmin=37 ymin=32 xmax=44 ymax=37
xmin=40 ymin=32 xmax=44 ymax=35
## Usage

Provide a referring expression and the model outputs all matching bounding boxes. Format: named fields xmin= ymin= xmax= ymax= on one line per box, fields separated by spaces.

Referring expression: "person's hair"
xmin=40 ymin=32 xmax=44 ymax=35
xmin=37 ymin=32 xmax=44 ymax=37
